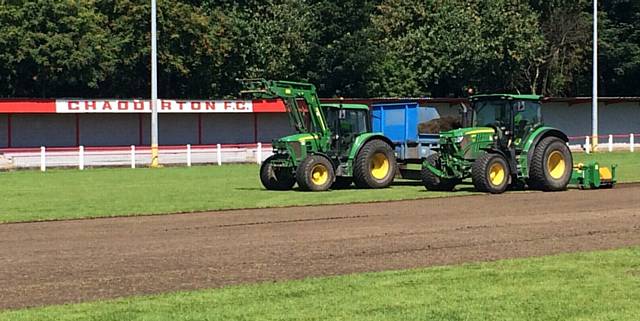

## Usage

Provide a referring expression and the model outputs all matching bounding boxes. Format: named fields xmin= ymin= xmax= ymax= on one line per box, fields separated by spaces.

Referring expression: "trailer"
xmin=371 ymin=102 xmax=442 ymax=179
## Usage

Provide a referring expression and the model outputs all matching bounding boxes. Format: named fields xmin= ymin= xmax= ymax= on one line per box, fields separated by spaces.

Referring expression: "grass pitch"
xmin=0 ymin=165 xmax=472 ymax=223
xmin=2 ymin=247 xmax=639 ymax=320
xmin=0 ymin=151 xmax=637 ymax=223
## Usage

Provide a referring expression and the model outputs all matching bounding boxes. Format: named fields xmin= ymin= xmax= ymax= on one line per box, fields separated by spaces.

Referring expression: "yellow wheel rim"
xmin=489 ymin=163 xmax=506 ymax=186
xmin=547 ymin=151 xmax=566 ymax=179
xmin=311 ymin=164 xmax=329 ymax=186
xmin=370 ymin=153 xmax=390 ymax=180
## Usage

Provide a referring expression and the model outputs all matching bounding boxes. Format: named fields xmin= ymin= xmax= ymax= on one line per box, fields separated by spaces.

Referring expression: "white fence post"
xmin=585 ymin=136 xmax=591 ymax=154
xmin=186 ymin=144 xmax=192 ymax=167
xmin=130 ymin=145 xmax=136 ymax=169
xmin=256 ymin=142 xmax=262 ymax=165
xmin=631 ymin=134 xmax=635 ymax=153
xmin=216 ymin=144 xmax=222 ymax=166
xmin=79 ymin=146 xmax=84 ymax=170
xmin=608 ymin=134 xmax=613 ymax=152
xmin=40 ymin=146 xmax=46 ymax=172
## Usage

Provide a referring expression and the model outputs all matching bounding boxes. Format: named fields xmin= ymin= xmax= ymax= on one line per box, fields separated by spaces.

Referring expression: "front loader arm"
xmin=239 ymin=79 xmax=328 ymax=136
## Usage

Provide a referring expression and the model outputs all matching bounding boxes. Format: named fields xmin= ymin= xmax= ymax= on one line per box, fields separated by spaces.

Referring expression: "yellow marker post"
xmin=591 ymin=136 xmax=599 ymax=152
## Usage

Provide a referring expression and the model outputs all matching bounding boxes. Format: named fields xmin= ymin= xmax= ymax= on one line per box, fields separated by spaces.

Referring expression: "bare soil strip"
xmin=1 ymin=187 xmax=639 ymax=309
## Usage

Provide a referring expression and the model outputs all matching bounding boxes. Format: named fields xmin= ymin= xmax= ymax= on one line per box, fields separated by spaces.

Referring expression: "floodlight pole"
xmin=592 ymin=0 xmax=599 ymax=151
xmin=150 ymin=0 xmax=159 ymax=167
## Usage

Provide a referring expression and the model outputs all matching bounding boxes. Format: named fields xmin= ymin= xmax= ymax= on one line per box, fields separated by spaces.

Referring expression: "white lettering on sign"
xmin=56 ymin=100 xmax=254 ymax=113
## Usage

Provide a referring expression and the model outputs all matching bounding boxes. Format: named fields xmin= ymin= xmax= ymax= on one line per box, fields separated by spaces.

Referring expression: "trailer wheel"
xmin=353 ymin=139 xmax=397 ymax=189
xmin=296 ymin=155 xmax=335 ymax=191
xmin=472 ymin=153 xmax=510 ymax=194
xmin=260 ymin=155 xmax=296 ymax=190
xmin=528 ymin=136 xmax=573 ymax=191
xmin=421 ymin=154 xmax=458 ymax=191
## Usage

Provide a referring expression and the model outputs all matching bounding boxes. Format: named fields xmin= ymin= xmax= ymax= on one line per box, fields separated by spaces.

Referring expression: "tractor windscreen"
xmin=325 ymin=109 xmax=369 ymax=135
xmin=473 ymin=100 xmax=511 ymax=127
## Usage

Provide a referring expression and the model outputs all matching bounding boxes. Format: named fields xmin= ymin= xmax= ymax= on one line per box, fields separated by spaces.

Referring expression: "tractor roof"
xmin=321 ymin=103 xmax=370 ymax=110
xmin=471 ymin=94 xmax=541 ymax=101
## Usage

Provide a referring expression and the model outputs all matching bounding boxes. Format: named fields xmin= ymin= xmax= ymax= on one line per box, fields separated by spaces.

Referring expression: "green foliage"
xmin=0 ymin=0 xmax=638 ymax=98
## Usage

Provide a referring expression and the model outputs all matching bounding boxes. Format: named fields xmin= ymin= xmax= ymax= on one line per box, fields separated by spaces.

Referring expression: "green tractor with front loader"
xmin=422 ymin=94 xmax=575 ymax=194
xmin=240 ymin=79 xmax=397 ymax=191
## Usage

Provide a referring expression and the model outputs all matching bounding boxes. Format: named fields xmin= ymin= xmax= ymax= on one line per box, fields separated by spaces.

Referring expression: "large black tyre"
xmin=528 ymin=136 xmax=573 ymax=191
xmin=331 ymin=177 xmax=353 ymax=190
xmin=421 ymin=154 xmax=458 ymax=191
xmin=296 ymin=155 xmax=335 ymax=192
xmin=260 ymin=155 xmax=296 ymax=190
xmin=472 ymin=153 xmax=510 ymax=194
xmin=353 ymin=139 xmax=397 ymax=189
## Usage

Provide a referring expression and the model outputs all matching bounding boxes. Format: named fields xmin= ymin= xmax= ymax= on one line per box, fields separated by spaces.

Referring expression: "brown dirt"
xmin=1 ymin=186 xmax=640 ymax=310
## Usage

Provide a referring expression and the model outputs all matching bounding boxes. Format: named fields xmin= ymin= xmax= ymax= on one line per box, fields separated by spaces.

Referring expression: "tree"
xmin=0 ymin=0 xmax=118 ymax=97
xmin=600 ymin=0 xmax=640 ymax=96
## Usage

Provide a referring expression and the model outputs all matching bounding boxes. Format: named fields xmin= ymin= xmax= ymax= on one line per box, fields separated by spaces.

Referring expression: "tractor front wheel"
xmin=353 ymin=139 xmax=397 ymax=189
xmin=472 ymin=153 xmax=510 ymax=194
xmin=528 ymin=136 xmax=573 ymax=191
xmin=296 ymin=155 xmax=335 ymax=191
xmin=260 ymin=155 xmax=296 ymax=190
xmin=421 ymin=154 xmax=458 ymax=191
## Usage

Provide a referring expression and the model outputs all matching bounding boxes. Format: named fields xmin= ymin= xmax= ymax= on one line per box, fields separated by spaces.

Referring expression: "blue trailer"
xmin=371 ymin=102 xmax=441 ymax=179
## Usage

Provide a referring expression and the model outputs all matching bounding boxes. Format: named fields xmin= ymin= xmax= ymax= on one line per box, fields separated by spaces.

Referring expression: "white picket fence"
xmin=0 ymin=143 xmax=273 ymax=171
xmin=569 ymin=133 xmax=638 ymax=153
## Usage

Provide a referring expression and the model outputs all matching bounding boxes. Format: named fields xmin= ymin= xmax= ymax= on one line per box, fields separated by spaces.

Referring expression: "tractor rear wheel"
xmin=528 ymin=136 xmax=573 ymax=191
xmin=421 ymin=154 xmax=458 ymax=191
xmin=296 ymin=155 xmax=335 ymax=191
xmin=260 ymin=155 xmax=296 ymax=190
xmin=353 ymin=139 xmax=397 ymax=189
xmin=472 ymin=153 xmax=510 ymax=194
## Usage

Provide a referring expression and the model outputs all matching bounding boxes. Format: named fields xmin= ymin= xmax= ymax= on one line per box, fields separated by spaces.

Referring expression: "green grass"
xmin=0 ymin=165 xmax=472 ymax=223
xmin=3 ymin=247 xmax=640 ymax=320
xmin=1 ymin=151 xmax=637 ymax=224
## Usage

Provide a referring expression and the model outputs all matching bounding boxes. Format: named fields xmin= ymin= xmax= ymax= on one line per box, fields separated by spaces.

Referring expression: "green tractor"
xmin=422 ymin=94 xmax=574 ymax=194
xmin=240 ymin=79 xmax=397 ymax=191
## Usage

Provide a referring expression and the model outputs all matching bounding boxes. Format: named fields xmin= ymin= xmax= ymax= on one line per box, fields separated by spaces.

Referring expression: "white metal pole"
xmin=150 ymin=0 xmax=159 ymax=167
xmin=216 ymin=144 xmax=222 ymax=166
xmin=40 ymin=146 xmax=46 ymax=172
xmin=79 ymin=145 xmax=84 ymax=170
xmin=631 ymin=134 xmax=635 ymax=152
xmin=608 ymin=134 xmax=613 ymax=152
xmin=256 ymin=142 xmax=262 ymax=165
xmin=131 ymin=145 xmax=136 ymax=169
xmin=187 ymin=144 xmax=192 ymax=167
xmin=592 ymin=0 xmax=599 ymax=151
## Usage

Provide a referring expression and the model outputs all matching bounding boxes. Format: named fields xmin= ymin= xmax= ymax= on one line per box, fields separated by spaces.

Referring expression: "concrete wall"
xmin=159 ymin=114 xmax=198 ymax=145
xmin=256 ymin=113 xmax=293 ymax=143
xmin=80 ymin=114 xmax=140 ymax=146
xmin=542 ymin=102 xmax=640 ymax=137
xmin=11 ymin=114 xmax=76 ymax=147
xmin=202 ymin=113 xmax=254 ymax=144
xmin=2 ymin=101 xmax=639 ymax=148
xmin=0 ymin=114 xmax=7 ymax=148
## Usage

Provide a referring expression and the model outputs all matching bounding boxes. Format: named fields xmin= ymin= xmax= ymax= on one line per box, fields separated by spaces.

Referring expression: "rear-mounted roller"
xmin=570 ymin=162 xmax=618 ymax=189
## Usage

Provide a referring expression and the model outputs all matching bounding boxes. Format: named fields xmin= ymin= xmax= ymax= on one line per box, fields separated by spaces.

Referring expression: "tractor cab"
xmin=470 ymin=94 xmax=543 ymax=149
xmin=322 ymin=104 xmax=371 ymax=159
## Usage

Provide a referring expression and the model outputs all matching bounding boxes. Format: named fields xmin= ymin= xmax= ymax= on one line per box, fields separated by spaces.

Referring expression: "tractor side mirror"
xmin=339 ymin=109 xmax=346 ymax=119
